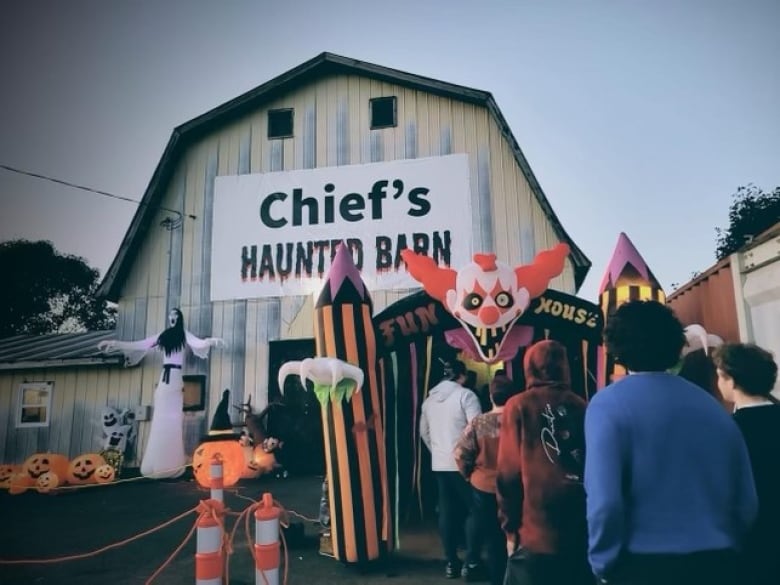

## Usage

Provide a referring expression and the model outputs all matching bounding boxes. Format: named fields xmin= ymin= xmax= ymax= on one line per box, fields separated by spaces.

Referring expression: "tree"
xmin=715 ymin=184 xmax=780 ymax=260
xmin=0 ymin=239 xmax=116 ymax=337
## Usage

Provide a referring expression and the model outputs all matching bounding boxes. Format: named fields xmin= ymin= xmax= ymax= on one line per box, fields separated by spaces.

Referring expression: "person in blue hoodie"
xmin=584 ymin=300 xmax=757 ymax=585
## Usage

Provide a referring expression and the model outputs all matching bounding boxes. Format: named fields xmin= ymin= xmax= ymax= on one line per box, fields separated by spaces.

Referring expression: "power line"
xmin=0 ymin=163 xmax=196 ymax=220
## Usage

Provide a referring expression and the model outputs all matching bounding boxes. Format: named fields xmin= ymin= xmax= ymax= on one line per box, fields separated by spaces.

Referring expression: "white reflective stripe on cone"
xmin=196 ymin=525 xmax=222 ymax=553
xmin=255 ymin=517 xmax=280 ymax=545
xmin=256 ymin=568 xmax=279 ymax=585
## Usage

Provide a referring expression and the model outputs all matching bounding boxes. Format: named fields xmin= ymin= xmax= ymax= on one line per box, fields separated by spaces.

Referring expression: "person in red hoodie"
xmin=496 ymin=339 xmax=592 ymax=585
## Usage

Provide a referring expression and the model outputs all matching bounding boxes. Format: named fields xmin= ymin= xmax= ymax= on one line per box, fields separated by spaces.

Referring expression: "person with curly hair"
xmin=713 ymin=343 xmax=780 ymax=585
xmin=584 ymin=300 xmax=757 ymax=585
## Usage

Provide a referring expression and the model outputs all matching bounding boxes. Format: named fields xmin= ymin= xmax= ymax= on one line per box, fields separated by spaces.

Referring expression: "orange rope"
xmin=1 ymin=490 xmax=302 ymax=585
xmin=145 ymin=499 xmax=229 ymax=585
xmin=0 ymin=505 xmax=197 ymax=565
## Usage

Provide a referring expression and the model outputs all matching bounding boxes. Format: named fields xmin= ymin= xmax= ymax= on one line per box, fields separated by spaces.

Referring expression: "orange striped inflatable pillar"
xmin=254 ymin=492 xmax=281 ymax=585
xmin=196 ymin=500 xmax=225 ymax=585
xmin=313 ymin=242 xmax=392 ymax=564
xmin=209 ymin=455 xmax=224 ymax=503
xmin=597 ymin=232 xmax=666 ymax=387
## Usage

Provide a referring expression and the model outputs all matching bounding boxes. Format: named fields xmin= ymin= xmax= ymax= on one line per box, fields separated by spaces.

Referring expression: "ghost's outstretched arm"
xmin=185 ymin=331 xmax=227 ymax=359
xmin=98 ymin=334 xmax=159 ymax=366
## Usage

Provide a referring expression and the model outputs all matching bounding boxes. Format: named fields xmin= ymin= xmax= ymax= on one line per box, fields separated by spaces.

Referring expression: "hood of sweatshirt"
xmin=427 ymin=380 xmax=464 ymax=402
xmin=523 ymin=339 xmax=571 ymax=391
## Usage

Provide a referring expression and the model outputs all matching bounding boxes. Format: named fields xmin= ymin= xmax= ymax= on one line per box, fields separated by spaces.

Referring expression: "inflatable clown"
xmin=400 ymin=243 xmax=570 ymax=363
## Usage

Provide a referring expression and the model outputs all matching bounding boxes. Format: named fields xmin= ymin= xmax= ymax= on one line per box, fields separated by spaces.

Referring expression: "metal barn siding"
xmin=667 ymin=258 xmax=741 ymax=343
xmin=99 ymin=55 xmax=588 ymax=436
xmin=0 ymin=332 xmax=135 ymax=464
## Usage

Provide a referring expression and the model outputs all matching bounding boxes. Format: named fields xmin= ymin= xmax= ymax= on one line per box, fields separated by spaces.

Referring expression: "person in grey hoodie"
xmin=421 ymin=358 xmax=484 ymax=578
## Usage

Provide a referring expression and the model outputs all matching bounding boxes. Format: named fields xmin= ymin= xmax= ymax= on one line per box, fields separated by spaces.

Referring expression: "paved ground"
xmin=0 ymin=472 xmax=448 ymax=585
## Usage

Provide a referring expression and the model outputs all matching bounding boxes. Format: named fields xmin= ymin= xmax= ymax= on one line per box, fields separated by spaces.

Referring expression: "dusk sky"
xmin=1 ymin=0 xmax=778 ymax=303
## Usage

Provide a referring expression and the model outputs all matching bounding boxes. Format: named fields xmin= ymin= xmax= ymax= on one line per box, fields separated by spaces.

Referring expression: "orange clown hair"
xmin=515 ymin=243 xmax=570 ymax=298
xmin=399 ymin=249 xmax=456 ymax=304
xmin=400 ymin=243 xmax=570 ymax=302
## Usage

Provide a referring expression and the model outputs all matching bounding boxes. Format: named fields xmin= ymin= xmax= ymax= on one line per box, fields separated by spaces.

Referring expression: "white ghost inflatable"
xmin=98 ymin=308 xmax=226 ymax=479
xmin=103 ymin=424 xmax=133 ymax=453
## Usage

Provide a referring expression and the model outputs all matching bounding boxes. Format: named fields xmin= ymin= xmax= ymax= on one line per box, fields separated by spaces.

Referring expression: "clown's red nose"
xmin=479 ymin=306 xmax=500 ymax=325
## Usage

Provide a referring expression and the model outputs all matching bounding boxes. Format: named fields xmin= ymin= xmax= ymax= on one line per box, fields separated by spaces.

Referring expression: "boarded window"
xmin=268 ymin=109 xmax=294 ymax=139
xmin=17 ymin=382 xmax=53 ymax=428
xmin=183 ymin=375 xmax=206 ymax=411
xmin=370 ymin=96 xmax=397 ymax=129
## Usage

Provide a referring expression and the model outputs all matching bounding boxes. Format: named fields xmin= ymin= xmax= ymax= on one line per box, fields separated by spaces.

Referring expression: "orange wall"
xmin=667 ymin=261 xmax=740 ymax=343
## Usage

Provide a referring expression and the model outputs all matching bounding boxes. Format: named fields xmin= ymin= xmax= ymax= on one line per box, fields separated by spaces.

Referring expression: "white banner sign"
xmin=211 ymin=154 xmax=473 ymax=300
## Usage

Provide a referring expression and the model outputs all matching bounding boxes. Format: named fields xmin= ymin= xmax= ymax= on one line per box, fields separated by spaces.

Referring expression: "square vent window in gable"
xmin=370 ymin=96 xmax=397 ymax=129
xmin=268 ymin=109 xmax=294 ymax=139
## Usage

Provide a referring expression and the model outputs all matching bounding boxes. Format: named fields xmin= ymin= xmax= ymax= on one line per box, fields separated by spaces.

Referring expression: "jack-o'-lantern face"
xmin=68 ymin=453 xmax=106 ymax=484
xmin=24 ymin=454 xmax=54 ymax=479
xmin=0 ymin=464 xmax=18 ymax=486
xmin=36 ymin=471 xmax=60 ymax=493
xmin=94 ymin=464 xmax=116 ymax=484
xmin=23 ymin=453 xmax=70 ymax=481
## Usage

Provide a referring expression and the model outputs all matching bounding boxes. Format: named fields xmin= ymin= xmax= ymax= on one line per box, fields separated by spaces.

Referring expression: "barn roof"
xmin=97 ymin=51 xmax=591 ymax=301
xmin=0 ymin=330 xmax=122 ymax=370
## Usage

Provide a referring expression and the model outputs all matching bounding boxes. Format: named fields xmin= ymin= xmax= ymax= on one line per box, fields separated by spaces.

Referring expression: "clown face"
xmin=446 ymin=256 xmax=530 ymax=361
xmin=401 ymin=244 xmax=570 ymax=364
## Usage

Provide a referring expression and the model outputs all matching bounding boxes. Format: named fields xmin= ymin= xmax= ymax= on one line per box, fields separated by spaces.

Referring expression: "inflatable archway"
xmin=375 ymin=286 xmax=603 ymax=525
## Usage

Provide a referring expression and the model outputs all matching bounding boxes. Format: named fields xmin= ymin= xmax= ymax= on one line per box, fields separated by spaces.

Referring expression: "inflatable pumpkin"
xmin=241 ymin=444 xmax=261 ymax=479
xmin=192 ymin=441 xmax=244 ymax=488
xmin=0 ymin=464 xmax=20 ymax=488
xmin=99 ymin=448 xmax=124 ymax=476
xmin=23 ymin=453 xmax=70 ymax=482
xmin=9 ymin=472 xmax=35 ymax=495
xmin=67 ymin=453 xmax=107 ymax=485
xmin=94 ymin=464 xmax=116 ymax=484
xmin=36 ymin=471 xmax=61 ymax=494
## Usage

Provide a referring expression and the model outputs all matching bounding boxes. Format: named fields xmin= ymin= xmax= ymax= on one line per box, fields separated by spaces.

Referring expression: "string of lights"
xmin=0 ymin=163 xmax=196 ymax=220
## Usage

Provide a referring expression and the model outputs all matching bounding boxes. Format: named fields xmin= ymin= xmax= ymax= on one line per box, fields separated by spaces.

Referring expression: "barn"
xmin=0 ymin=52 xmax=591 ymax=468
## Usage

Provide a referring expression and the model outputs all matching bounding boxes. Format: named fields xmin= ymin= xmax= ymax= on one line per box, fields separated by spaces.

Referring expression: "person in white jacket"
xmin=421 ymin=359 xmax=483 ymax=579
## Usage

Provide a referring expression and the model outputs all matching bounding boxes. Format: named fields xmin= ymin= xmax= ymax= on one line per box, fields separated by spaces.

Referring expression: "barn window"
xmin=370 ymin=96 xmax=397 ymax=129
xmin=268 ymin=109 xmax=294 ymax=139
xmin=183 ymin=375 xmax=206 ymax=412
xmin=16 ymin=382 xmax=52 ymax=428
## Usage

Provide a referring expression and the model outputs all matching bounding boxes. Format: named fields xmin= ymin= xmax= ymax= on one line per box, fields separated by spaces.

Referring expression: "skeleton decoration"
xmin=278 ymin=357 xmax=364 ymax=407
xmin=400 ymin=243 xmax=570 ymax=363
